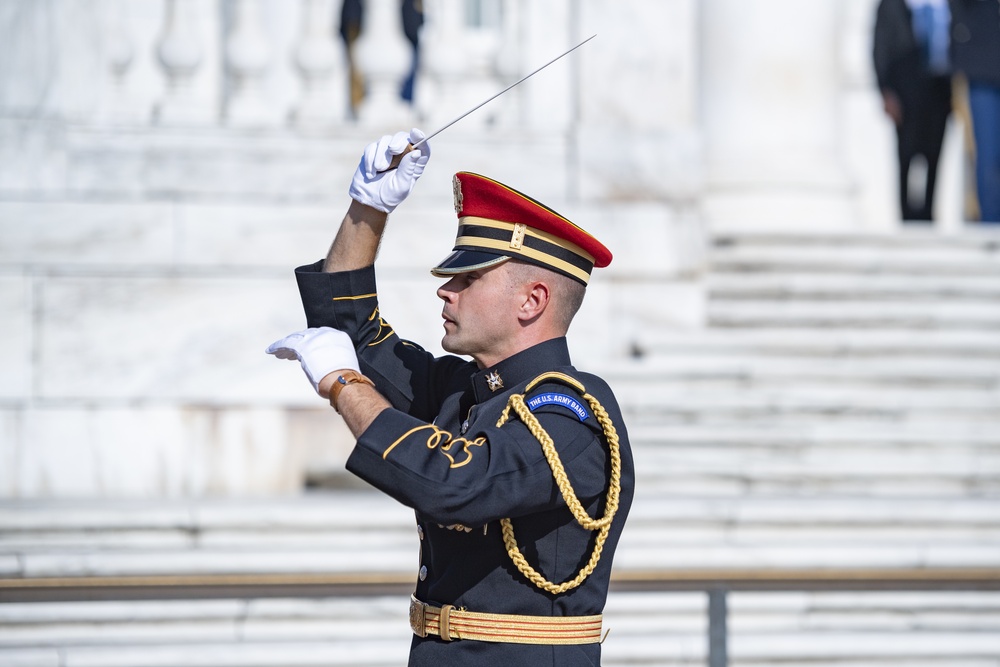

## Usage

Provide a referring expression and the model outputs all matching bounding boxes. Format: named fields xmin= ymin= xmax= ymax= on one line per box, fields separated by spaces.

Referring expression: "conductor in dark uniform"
xmin=267 ymin=129 xmax=635 ymax=666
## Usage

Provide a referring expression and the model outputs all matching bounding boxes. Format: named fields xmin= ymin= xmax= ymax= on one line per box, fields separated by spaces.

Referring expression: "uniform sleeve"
xmin=345 ymin=398 xmax=612 ymax=527
xmin=294 ymin=261 xmax=469 ymax=420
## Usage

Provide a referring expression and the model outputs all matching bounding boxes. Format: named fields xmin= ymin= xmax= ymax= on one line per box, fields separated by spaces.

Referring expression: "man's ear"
xmin=518 ymin=281 xmax=551 ymax=322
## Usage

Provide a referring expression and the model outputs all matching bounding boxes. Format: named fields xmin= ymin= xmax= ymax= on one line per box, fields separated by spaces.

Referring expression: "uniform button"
xmin=417 ymin=525 xmax=424 ymax=540
xmin=419 ymin=565 xmax=428 ymax=581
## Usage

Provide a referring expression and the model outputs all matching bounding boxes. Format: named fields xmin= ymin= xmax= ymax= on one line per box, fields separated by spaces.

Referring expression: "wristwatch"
xmin=329 ymin=370 xmax=376 ymax=413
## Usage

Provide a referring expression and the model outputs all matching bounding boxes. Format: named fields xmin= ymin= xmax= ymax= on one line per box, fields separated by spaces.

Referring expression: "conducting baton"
xmin=385 ymin=34 xmax=597 ymax=170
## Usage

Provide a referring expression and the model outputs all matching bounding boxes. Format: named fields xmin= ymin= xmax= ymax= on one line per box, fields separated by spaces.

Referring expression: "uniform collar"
xmin=471 ymin=337 xmax=572 ymax=402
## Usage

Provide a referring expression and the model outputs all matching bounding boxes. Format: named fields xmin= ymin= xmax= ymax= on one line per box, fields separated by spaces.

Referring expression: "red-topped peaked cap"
xmin=430 ymin=172 xmax=612 ymax=286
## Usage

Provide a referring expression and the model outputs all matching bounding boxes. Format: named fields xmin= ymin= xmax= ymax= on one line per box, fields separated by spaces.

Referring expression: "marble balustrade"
xmin=68 ymin=0 xmax=519 ymax=131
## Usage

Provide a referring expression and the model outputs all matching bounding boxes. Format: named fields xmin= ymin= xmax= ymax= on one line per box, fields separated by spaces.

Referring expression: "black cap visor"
xmin=430 ymin=249 xmax=511 ymax=277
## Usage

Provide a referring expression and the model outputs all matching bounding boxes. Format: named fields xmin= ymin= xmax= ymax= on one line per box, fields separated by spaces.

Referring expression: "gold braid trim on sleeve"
xmin=494 ymin=372 xmax=622 ymax=594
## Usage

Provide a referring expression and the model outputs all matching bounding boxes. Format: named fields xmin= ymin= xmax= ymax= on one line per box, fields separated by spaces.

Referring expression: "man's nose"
xmin=437 ymin=281 xmax=456 ymax=302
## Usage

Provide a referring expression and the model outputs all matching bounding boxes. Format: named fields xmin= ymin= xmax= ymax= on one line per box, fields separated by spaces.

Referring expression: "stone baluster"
xmin=290 ymin=0 xmax=346 ymax=129
xmin=462 ymin=0 xmax=504 ymax=126
xmin=353 ymin=0 xmax=413 ymax=127
xmin=224 ymin=0 xmax=276 ymax=127
xmin=153 ymin=0 xmax=210 ymax=125
xmin=98 ymin=0 xmax=138 ymax=122
xmin=417 ymin=0 xmax=470 ymax=129
xmin=491 ymin=0 xmax=523 ymax=127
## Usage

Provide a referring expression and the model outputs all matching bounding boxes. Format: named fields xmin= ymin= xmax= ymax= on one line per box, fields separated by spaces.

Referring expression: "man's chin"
xmin=441 ymin=336 xmax=460 ymax=354
xmin=442 ymin=335 xmax=472 ymax=357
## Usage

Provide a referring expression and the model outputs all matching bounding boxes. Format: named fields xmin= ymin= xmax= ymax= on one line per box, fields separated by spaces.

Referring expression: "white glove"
xmin=348 ymin=128 xmax=431 ymax=213
xmin=266 ymin=327 xmax=360 ymax=393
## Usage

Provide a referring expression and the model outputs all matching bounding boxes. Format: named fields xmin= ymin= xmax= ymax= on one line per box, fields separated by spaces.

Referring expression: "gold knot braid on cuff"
xmin=409 ymin=595 xmax=603 ymax=645
xmin=495 ymin=372 xmax=623 ymax=595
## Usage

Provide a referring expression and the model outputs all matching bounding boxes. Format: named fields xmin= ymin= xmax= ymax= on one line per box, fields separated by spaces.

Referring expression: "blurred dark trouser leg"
xmin=897 ymin=123 xmax=920 ymax=221
xmin=898 ymin=76 xmax=951 ymax=223
xmin=968 ymin=81 xmax=1000 ymax=223
xmin=919 ymin=76 xmax=952 ymax=222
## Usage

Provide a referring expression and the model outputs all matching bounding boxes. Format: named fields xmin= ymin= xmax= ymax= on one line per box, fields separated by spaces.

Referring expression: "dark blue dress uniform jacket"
xmin=296 ymin=261 xmax=635 ymax=667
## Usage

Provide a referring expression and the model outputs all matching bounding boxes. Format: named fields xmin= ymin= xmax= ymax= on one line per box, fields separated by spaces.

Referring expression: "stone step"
xmin=0 ymin=496 xmax=417 ymax=578
xmin=635 ymin=429 xmax=1000 ymax=454
xmin=615 ymin=380 xmax=1000 ymax=412
xmin=0 ymin=494 xmax=1000 ymax=577
xmin=632 ymin=328 xmax=1000 ymax=359
xmin=728 ymin=591 xmax=1000 ymax=630
xmin=0 ymin=496 xmax=410 ymax=532
xmin=618 ymin=591 xmax=1000 ymax=665
xmin=706 ymin=299 xmax=1000 ymax=329
xmin=728 ymin=631 xmax=1000 ymax=665
xmin=627 ymin=421 xmax=1000 ymax=444
xmin=3 ymin=548 xmax=413 ymax=580
xmin=625 ymin=496 xmax=1000 ymax=530
xmin=3 ymin=497 xmax=997 ymax=581
xmin=603 ymin=355 xmax=1000 ymax=385
xmin=630 ymin=473 xmax=998 ymax=499
xmin=4 ymin=497 xmax=995 ymax=548
xmin=622 ymin=501 xmax=1000 ymax=549
xmin=41 ymin=126 xmax=571 ymax=204
xmin=626 ymin=410 xmax=999 ymax=427
xmin=3 ymin=591 xmax=999 ymax=667
xmin=0 ymin=595 xmax=697 ymax=666
xmin=616 ymin=539 xmax=1000 ymax=570
xmin=709 ymin=234 xmax=1000 ymax=276
xmin=0 ymin=597 xmax=412 ymax=650
xmin=9 ymin=589 xmax=994 ymax=634
xmin=631 ymin=446 xmax=1000 ymax=479
xmin=707 ymin=272 xmax=1000 ymax=301
xmin=624 ymin=501 xmax=1000 ymax=547
xmin=711 ymin=230 xmax=1000 ymax=250
xmin=627 ymin=424 xmax=1000 ymax=496
xmin=627 ymin=421 xmax=1000 ymax=454
xmin=0 ymin=642 xmax=409 ymax=667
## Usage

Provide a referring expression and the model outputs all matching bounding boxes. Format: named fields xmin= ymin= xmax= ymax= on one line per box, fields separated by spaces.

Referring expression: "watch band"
xmin=329 ymin=370 xmax=376 ymax=413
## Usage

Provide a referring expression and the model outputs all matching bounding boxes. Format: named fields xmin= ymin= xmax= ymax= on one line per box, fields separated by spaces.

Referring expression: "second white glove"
xmin=266 ymin=327 xmax=360 ymax=394
xmin=348 ymin=128 xmax=431 ymax=213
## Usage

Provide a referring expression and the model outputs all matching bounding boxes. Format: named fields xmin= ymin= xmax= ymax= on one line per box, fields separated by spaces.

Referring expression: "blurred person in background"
xmin=874 ymin=0 xmax=953 ymax=223
xmin=340 ymin=0 xmax=424 ymax=112
xmin=949 ymin=0 xmax=1000 ymax=223
xmin=399 ymin=0 xmax=424 ymax=103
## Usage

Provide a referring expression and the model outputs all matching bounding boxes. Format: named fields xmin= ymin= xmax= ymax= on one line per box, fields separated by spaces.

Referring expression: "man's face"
xmin=437 ymin=262 xmax=523 ymax=365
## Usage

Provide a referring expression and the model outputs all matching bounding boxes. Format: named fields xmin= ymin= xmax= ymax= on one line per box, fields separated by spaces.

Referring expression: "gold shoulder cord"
xmin=494 ymin=372 xmax=622 ymax=594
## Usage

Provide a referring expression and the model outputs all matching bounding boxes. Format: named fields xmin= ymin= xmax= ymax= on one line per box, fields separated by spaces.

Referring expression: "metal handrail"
xmin=4 ymin=566 xmax=998 ymax=596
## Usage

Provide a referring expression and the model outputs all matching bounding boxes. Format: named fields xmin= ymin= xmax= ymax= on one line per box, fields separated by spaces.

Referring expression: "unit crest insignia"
xmin=485 ymin=370 xmax=504 ymax=392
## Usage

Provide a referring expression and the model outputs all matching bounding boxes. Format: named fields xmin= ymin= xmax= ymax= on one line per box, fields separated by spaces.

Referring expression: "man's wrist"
xmin=326 ymin=370 xmax=376 ymax=413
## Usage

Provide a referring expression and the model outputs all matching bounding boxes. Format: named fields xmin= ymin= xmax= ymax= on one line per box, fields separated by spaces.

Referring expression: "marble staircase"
xmin=2 ymin=230 xmax=999 ymax=666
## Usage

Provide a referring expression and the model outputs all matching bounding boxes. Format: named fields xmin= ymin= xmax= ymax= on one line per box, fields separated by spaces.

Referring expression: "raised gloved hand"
xmin=349 ymin=127 xmax=431 ymax=213
xmin=266 ymin=327 xmax=360 ymax=393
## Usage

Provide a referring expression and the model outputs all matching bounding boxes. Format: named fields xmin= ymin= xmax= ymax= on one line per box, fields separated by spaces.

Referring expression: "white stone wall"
xmin=0 ymin=0 xmax=944 ymax=497
xmin=0 ymin=198 xmax=345 ymax=498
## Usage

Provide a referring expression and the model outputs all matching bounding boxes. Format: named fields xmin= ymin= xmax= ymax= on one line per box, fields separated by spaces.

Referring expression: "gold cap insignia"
xmin=486 ymin=370 xmax=504 ymax=392
xmin=509 ymin=223 xmax=527 ymax=249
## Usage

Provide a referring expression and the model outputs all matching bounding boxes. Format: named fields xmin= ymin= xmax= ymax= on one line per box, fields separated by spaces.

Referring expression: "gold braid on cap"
xmin=494 ymin=372 xmax=622 ymax=594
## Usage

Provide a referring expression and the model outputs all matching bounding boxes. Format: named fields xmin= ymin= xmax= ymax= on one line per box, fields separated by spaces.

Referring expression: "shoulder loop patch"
xmin=526 ymin=392 xmax=590 ymax=422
